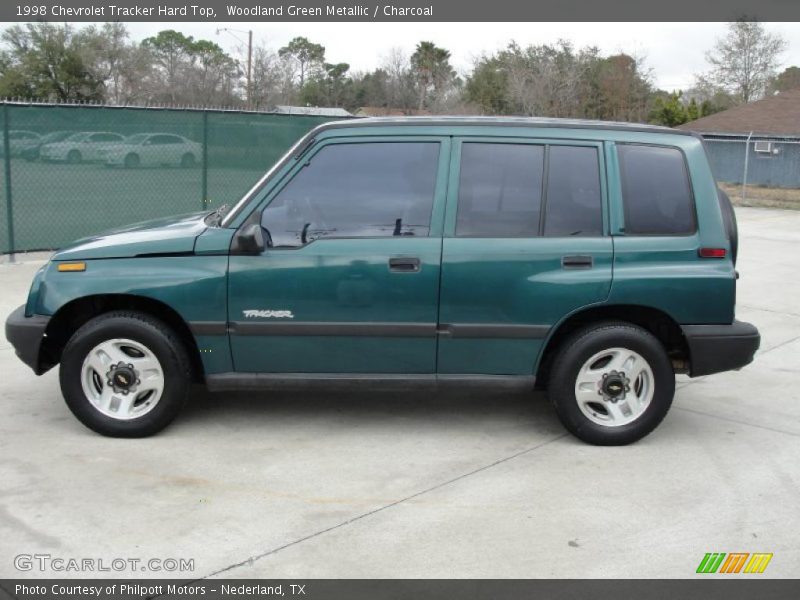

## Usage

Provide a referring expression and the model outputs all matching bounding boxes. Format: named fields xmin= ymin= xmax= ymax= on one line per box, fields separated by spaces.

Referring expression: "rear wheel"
xmin=59 ymin=311 xmax=191 ymax=437
xmin=124 ymin=153 xmax=140 ymax=169
xmin=180 ymin=153 xmax=196 ymax=168
xmin=547 ymin=321 xmax=675 ymax=445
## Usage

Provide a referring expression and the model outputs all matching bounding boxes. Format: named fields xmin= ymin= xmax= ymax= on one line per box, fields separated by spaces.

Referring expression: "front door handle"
xmin=389 ymin=257 xmax=421 ymax=272
xmin=562 ymin=255 xmax=593 ymax=269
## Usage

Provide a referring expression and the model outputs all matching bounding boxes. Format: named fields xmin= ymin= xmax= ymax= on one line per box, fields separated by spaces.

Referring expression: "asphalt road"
xmin=0 ymin=206 xmax=798 ymax=579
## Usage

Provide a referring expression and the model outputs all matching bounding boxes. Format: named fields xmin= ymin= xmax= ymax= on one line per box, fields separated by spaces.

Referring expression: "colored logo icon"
xmin=696 ymin=552 xmax=773 ymax=574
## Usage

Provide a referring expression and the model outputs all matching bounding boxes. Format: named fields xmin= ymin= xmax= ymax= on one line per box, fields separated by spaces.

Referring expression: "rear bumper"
xmin=682 ymin=320 xmax=760 ymax=377
xmin=5 ymin=305 xmax=50 ymax=375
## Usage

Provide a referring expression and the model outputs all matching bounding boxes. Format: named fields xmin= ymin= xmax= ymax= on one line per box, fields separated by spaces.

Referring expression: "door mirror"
xmin=236 ymin=223 xmax=266 ymax=255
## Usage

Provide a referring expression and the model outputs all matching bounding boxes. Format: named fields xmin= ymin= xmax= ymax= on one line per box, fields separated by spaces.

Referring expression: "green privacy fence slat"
xmin=0 ymin=103 xmax=340 ymax=254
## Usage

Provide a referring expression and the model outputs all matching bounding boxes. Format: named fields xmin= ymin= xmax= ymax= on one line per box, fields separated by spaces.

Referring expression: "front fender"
xmin=34 ymin=256 xmax=231 ymax=373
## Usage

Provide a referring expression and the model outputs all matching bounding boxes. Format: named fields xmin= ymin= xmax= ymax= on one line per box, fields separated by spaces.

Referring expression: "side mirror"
xmin=236 ymin=223 xmax=265 ymax=255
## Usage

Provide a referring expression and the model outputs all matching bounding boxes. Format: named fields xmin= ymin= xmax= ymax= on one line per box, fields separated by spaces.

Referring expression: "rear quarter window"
xmin=618 ymin=144 xmax=696 ymax=235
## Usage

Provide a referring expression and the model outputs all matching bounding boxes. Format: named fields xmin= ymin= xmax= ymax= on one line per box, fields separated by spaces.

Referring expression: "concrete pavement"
xmin=0 ymin=207 xmax=798 ymax=579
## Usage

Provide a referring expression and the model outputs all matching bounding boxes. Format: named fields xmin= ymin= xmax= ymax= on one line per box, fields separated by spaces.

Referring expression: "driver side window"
xmin=262 ymin=141 xmax=440 ymax=247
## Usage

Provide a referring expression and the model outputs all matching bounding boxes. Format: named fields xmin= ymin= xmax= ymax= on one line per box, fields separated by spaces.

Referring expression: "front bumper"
xmin=682 ymin=320 xmax=760 ymax=377
xmin=5 ymin=305 xmax=50 ymax=375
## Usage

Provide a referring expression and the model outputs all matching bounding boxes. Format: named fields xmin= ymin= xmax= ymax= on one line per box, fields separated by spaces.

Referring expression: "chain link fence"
xmin=0 ymin=102 xmax=344 ymax=255
xmin=702 ymin=134 xmax=800 ymax=208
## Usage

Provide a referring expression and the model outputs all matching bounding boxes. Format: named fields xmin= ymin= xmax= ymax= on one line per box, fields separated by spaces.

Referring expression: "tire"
xmin=124 ymin=153 xmax=140 ymax=169
xmin=180 ymin=153 xmax=196 ymax=168
xmin=717 ymin=188 xmax=738 ymax=265
xmin=547 ymin=321 xmax=675 ymax=445
xmin=66 ymin=149 xmax=82 ymax=164
xmin=59 ymin=311 xmax=191 ymax=437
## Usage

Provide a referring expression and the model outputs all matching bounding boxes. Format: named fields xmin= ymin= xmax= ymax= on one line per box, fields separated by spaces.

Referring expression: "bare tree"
xmin=495 ymin=41 xmax=599 ymax=118
xmin=379 ymin=48 xmax=416 ymax=111
xmin=250 ymin=45 xmax=298 ymax=108
xmin=77 ymin=23 xmax=153 ymax=104
xmin=705 ymin=20 xmax=787 ymax=103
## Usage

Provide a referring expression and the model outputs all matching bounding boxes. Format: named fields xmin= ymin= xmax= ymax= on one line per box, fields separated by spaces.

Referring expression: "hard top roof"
xmin=316 ymin=115 xmax=693 ymax=136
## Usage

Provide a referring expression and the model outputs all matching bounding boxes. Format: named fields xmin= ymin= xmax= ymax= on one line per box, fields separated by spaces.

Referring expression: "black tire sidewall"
xmin=548 ymin=323 xmax=675 ymax=445
xmin=59 ymin=313 xmax=189 ymax=437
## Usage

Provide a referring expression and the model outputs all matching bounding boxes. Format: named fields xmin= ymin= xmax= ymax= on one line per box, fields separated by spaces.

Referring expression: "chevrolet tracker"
xmin=5 ymin=117 xmax=760 ymax=444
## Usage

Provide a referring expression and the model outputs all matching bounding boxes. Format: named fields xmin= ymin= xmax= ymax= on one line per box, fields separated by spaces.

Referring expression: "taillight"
xmin=698 ymin=248 xmax=727 ymax=258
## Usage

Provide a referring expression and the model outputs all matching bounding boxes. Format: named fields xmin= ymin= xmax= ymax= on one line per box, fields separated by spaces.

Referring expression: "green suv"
xmin=5 ymin=117 xmax=760 ymax=444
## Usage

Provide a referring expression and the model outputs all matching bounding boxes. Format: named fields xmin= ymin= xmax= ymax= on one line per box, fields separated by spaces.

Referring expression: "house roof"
xmin=274 ymin=105 xmax=352 ymax=117
xmin=356 ymin=106 xmax=432 ymax=117
xmin=678 ymin=88 xmax=800 ymax=136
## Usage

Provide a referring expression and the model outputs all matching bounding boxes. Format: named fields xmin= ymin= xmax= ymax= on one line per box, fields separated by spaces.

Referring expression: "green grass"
xmin=719 ymin=182 xmax=800 ymax=211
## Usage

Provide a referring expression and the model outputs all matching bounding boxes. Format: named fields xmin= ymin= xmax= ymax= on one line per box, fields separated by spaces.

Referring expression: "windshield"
xmin=220 ymin=131 xmax=316 ymax=228
xmin=64 ymin=133 xmax=91 ymax=142
xmin=42 ymin=132 xmax=73 ymax=142
xmin=125 ymin=134 xmax=149 ymax=144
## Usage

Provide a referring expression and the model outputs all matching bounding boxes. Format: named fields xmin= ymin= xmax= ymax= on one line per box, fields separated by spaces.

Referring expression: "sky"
xmin=120 ymin=21 xmax=800 ymax=91
xmin=14 ymin=21 xmax=800 ymax=92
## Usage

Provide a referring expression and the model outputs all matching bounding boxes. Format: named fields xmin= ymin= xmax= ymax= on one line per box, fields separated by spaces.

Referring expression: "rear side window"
xmin=456 ymin=143 xmax=544 ymax=236
xmin=544 ymin=146 xmax=603 ymax=236
xmin=618 ymin=144 xmax=695 ymax=235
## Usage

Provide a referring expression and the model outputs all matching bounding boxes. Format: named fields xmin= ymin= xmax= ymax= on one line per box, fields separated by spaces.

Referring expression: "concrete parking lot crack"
xmin=758 ymin=333 xmax=800 ymax=355
xmin=192 ymin=432 xmax=567 ymax=581
xmin=677 ymin=333 xmax=800 ymax=394
xmin=739 ymin=304 xmax=800 ymax=319
xmin=675 ymin=406 xmax=800 ymax=438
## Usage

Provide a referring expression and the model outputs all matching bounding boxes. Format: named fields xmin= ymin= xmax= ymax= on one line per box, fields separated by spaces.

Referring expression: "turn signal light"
xmin=57 ymin=262 xmax=86 ymax=272
xmin=698 ymin=248 xmax=727 ymax=258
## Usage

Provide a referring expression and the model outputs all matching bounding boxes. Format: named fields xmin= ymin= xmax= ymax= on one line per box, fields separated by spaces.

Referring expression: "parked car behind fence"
xmin=100 ymin=133 xmax=201 ymax=168
xmin=39 ymin=131 xmax=126 ymax=163
xmin=0 ymin=129 xmax=41 ymax=157
xmin=20 ymin=131 xmax=75 ymax=161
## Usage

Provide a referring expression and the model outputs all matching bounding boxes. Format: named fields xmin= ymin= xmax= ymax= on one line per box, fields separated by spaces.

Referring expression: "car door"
xmin=150 ymin=134 xmax=182 ymax=166
xmin=227 ymin=136 xmax=450 ymax=374
xmin=144 ymin=135 xmax=168 ymax=166
xmin=87 ymin=133 xmax=123 ymax=160
xmin=437 ymin=137 xmax=614 ymax=376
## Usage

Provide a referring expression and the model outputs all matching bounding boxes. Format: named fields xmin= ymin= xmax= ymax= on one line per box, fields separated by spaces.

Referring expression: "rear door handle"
xmin=389 ymin=257 xmax=421 ymax=272
xmin=561 ymin=255 xmax=593 ymax=269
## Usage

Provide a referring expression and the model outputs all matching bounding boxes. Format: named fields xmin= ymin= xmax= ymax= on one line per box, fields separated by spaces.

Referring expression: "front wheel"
xmin=547 ymin=322 xmax=675 ymax=445
xmin=59 ymin=311 xmax=191 ymax=437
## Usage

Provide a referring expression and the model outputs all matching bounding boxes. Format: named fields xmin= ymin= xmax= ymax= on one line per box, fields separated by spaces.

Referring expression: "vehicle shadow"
xmin=179 ymin=386 xmax=561 ymax=433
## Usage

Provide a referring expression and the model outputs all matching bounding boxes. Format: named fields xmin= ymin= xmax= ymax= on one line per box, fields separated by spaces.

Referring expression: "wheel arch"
xmin=40 ymin=294 xmax=204 ymax=382
xmin=535 ymin=304 xmax=689 ymax=388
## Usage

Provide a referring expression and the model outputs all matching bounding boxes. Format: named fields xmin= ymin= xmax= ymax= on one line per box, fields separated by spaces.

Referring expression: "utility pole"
xmin=217 ymin=28 xmax=253 ymax=108
xmin=247 ymin=29 xmax=253 ymax=108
